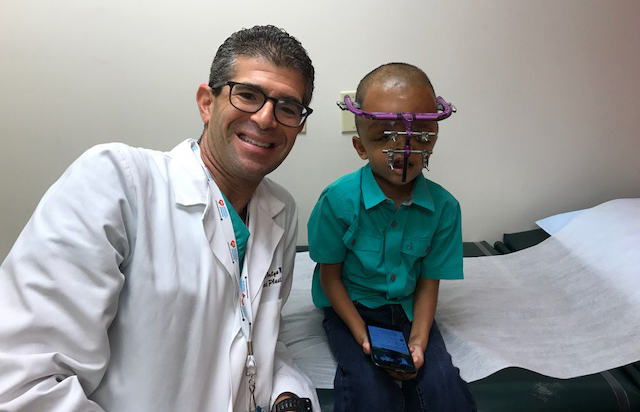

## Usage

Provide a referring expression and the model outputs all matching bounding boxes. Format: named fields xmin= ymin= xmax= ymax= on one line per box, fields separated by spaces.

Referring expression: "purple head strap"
xmin=338 ymin=95 xmax=454 ymax=126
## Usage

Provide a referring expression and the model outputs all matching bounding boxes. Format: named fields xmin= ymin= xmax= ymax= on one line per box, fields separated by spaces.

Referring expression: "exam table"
xmin=468 ymin=229 xmax=640 ymax=412
xmin=286 ymin=223 xmax=640 ymax=411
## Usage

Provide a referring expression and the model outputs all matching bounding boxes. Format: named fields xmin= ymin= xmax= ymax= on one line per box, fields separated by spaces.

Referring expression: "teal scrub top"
xmin=221 ymin=193 xmax=249 ymax=272
xmin=307 ymin=164 xmax=463 ymax=320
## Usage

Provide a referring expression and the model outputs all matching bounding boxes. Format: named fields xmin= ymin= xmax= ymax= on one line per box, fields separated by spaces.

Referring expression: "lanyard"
xmin=191 ymin=141 xmax=259 ymax=411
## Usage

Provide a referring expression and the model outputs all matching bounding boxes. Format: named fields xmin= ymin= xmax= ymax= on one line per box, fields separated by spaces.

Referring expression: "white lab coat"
xmin=0 ymin=140 xmax=320 ymax=412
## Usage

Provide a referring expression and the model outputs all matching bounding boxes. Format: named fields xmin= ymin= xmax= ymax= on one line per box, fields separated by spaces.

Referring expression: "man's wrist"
xmin=272 ymin=393 xmax=312 ymax=412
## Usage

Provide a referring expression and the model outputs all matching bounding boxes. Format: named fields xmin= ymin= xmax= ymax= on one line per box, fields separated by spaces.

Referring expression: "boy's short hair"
xmin=355 ymin=62 xmax=435 ymax=107
xmin=354 ymin=62 xmax=435 ymax=134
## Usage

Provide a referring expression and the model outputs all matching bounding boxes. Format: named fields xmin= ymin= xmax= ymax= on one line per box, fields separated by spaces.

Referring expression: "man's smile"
xmin=237 ymin=133 xmax=275 ymax=149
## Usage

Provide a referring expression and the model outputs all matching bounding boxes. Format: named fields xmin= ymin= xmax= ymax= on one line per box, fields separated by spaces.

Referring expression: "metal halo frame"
xmin=337 ymin=94 xmax=456 ymax=182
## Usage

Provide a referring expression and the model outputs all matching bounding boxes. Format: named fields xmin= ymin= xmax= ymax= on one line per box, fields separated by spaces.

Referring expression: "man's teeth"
xmin=239 ymin=134 xmax=273 ymax=148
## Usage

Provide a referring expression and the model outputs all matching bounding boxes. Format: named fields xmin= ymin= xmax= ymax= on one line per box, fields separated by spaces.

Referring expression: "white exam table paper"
xmin=282 ymin=198 xmax=640 ymax=388
xmin=439 ymin=198 xmax=640 ymax=382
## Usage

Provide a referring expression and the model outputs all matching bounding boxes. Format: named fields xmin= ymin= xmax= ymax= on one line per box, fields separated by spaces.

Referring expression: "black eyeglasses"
xmin=210 ymin=81 xmax=312 ymax=127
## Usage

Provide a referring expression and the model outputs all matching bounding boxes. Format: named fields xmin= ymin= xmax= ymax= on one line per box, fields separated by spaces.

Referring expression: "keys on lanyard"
xmin=247 ymin=341 xmax=258 ymax=412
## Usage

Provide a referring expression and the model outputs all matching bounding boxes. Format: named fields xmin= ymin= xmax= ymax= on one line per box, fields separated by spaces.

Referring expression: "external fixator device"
xmin=338 ymin=94 xmax=456 ymax=182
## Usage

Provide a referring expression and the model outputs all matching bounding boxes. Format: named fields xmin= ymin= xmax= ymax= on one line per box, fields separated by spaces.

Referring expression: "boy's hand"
xmin=355 ymin=329 xmax=413 ymax=379
xmin=408 ymin=340 xmax=426 ymax=371
xmin=357 ymin=331 xmax=371 ymax=355
xmin=384 ymin=339 xmax=425 ymax=380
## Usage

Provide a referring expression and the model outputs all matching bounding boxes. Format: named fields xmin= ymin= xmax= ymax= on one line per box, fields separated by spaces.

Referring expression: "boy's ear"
xmin=352 ymin=136 xmax=368 ymax=160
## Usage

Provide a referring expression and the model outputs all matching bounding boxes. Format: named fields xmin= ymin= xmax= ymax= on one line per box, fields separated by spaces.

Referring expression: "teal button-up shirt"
xmin=308 ymin=164 xmax=463 ymax=320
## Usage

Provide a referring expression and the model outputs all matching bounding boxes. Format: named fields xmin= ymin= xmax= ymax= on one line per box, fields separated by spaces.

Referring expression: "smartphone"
xmin=365 ymin=321 xmax=416 ymax=374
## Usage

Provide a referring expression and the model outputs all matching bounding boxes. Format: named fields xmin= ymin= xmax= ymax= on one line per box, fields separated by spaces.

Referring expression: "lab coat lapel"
xmin=202 ymin=202 xmax=236 ymax=280
xmin=168 ymin=140 xmax=208 ymax=207
xmin=168 ymin=140 xmax=235 ymax=279
xmin=246 ymin=183 xmax=285 ymax=304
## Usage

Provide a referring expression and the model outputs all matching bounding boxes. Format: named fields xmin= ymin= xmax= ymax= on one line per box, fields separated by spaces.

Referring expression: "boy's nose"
xmin=393 ymin=136 xmax=413 ymax=149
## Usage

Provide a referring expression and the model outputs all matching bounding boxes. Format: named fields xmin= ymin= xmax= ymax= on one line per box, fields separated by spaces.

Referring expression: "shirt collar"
xmin=361 ymin=164 xmax=387 ymax=209
xmin=411 ymin=172 xmax=435 ymax=211
xmin=168 ymin=139 xmax=285 ymax=218
xmin=169 ymin=139 xmax=209 ymax=206
xmin=361 ymin=163 xmax=435 ymax=211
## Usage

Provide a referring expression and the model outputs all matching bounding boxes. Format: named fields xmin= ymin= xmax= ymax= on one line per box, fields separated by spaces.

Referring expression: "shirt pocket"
xmin=342 ymin=226 xmax=383 ymax=277
xmin=400 ymin=236 xmax=432 ymax=271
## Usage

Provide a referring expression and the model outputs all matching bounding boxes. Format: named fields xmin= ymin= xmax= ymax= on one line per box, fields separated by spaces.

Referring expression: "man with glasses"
xmin=0 ymin=25 xmax=318 ymax=412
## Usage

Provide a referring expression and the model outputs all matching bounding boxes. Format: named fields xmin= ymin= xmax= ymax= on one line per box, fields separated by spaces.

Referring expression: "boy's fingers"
xmin=410 ymin=345 xmax=424 ymax=369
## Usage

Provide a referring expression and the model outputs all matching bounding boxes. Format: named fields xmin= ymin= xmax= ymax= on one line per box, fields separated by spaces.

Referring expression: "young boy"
xmin=308 ymin=63 xmax=476 ymax=411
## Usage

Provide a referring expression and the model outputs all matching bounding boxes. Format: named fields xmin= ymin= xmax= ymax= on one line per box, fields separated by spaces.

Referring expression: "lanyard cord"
xmin=190 ymin=141 xmax=258 ymax=410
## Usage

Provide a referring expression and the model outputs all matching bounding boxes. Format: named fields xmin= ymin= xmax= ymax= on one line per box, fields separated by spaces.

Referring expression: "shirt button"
xmin=351 ymin=239 xmax=357 ymax=246
xmin=391 ymin=221 xmax=397 ymax=228
xmin=390 ymin=274 xmax=396 ymax=282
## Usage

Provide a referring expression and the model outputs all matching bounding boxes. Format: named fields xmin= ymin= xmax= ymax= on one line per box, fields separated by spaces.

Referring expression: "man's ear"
xmin=196 ymin=84 xmax=213 ymax=124
xmin=352 ymin=136 xmax=368 ymax=160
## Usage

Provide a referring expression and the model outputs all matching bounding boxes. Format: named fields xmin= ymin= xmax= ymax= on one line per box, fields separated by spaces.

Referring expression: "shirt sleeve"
xmin=421 ymin=199 xmax=464 ymax=280
xmin=0 ymin=145 xmax=136 ymax=411
xmin=307 ymin=185 xmax=351 ymax=264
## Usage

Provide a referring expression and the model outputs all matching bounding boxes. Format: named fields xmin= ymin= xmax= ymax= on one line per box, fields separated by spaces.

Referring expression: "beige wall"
xmin=2 ymin=0 xmax=640 ymax=259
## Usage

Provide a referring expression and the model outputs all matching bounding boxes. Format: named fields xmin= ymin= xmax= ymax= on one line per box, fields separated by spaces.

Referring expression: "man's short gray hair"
xmin=208 ymin=25 xmax=315 ymax=107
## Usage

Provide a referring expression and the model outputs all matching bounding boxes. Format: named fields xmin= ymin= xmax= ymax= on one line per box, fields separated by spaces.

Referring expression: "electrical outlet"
xmin=340 ymin=91 xmax=357 ymax=133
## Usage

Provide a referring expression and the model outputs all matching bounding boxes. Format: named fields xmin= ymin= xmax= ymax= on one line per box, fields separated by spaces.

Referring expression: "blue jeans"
xmin=323 ymin=304 xmax=476 ymax=412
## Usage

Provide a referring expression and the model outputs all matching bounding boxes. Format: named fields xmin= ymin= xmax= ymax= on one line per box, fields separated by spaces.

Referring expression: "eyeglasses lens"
xmin=229 ymin=83 xmax=306 ymax=127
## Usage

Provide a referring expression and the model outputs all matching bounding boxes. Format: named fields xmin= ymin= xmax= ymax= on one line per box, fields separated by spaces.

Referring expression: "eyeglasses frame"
xmin=209 ymin=81 xmax=313 ymax=127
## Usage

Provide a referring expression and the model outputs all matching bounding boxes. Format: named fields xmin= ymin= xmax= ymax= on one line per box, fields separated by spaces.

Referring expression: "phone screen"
xmin=367 ymin=324 xmax=416 ymax=373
